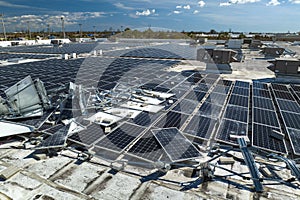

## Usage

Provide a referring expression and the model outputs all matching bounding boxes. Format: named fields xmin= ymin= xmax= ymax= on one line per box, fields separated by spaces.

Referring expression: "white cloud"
xmin=183 ymin=5 xmax=191 ymax=9
xmin=289 ymin=0 xmax=300 ymax=3
xmin=173 ymin=10 xmax=182 ymax=14
xmin=198 ymin=1 xmax=206 ymax=7
xmin=114 ymin=3 xmax=134 ymax=10
xmin=136 ymin=9 xmax=156 ymax=16
xmin=220 ymin=0 xmax=260 ymax=6
xmin=176 ymin=5 xmax=182 ymax=9
xmin=193 ymin=10 xmax=199 ymax=14
xmin=266 ymin=0 xmax=281 ymax=6
xmin=220 ymin=2 xmax=232 ymax=6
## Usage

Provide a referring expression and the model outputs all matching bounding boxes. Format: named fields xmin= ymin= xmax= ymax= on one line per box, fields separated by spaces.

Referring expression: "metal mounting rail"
xmin=237 ymin=138 xmax=263 ymax=192
xmin=269 ymin=154 xmax=300 ymax=182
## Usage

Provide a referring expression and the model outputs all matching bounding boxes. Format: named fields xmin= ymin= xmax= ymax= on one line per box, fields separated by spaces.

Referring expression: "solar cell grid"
xmin=291 ymin=84 xmax=300 ymax=93
xmin=232 ymin=86 xmax=249 ymax=97
xmin=198 ymin=102 xmax=222 ymax=118
xmin=183 ymin=115 xmax=217 ymax=139
xmin=152 ymin=128 xmax=201 ymax=162
xmin=252 ymin=123 xmax=286 ymax=153
xmin=212 ymin=85 xmax=231 ymax=94
xmin=277 ymin=99 xmax=300 ymax=113
xmin=224 ymin=105 xmax=248 ymax=123
xmin=253 ymin=88 xmax=271 ymax=98
xmin=253 ymin=96 xmax=275 ymax=110
xmin=217 ymin=79 xmax=232 ymax=87
xmin=273 ymin=90 xmax=295 ymax=101
xmin=216 ymin=119 xmax=248 ymax=144
xmin=193 ymin=83 xmax=210 ymax=92
xmin=206 ymin=92 xmax=227 ymax=106
xmin=287 ymin=128 xmax=300 ymax=155
xmin=172 ymin=99 xmax=199 ymax=115
xmin=281 ymin=111 xmax=300 ymax=130
xmin=154 ymin=111 xmax=189 ymax=129
xmin=234 ymin=81 xmax=250 ymax=88
xmin=253 ymin=108 xmax=280 ymax=128
xmin=228 ymin=94 xmax=249 ymax=108
xmin=271 ymin=83 xmax=288 ymax=91
xmin=95 ymin=122 xmax=146 ymax=152
xmin=184 ymin=90 xmax=206 ymax=102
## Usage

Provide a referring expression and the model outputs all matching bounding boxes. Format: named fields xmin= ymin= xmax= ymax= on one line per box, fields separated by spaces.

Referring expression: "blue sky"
xmin=1 ymin=0 xmax=300 ymax=33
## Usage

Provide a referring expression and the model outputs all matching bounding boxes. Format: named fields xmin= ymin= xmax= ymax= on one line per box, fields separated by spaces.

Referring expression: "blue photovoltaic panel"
xmin=234 ymin=81 xmax=250 ymax=88
xmin=252 ymin=123 xmax=286 ymax=153
xmin=228 ymin=94 xmax=249 ymax=108
xmin=197 ymin=102 xmax=222 ymax=118
xmin=152 ymin=128 xmax=201 ymax=162
xmin=216 ymin=119 xmax=248 ymax=144
xmin=224 ymin=105 xmax=248 ymax=123
xmin=253 ymin=96 xmax=275 ymax=110
xmin=277 ymin=99 xmax=300 ymax=113
xmin=281 ymin=111 xmax=300 ymax=130
xmin=253 ymin=82 xmax=268 ymax=90
xmin=184 ymin=90 xmax=206 ymax=102
xmin=95 ymin=122 xmax=146 ymax=152
xmin=172 ymin=99 xmax=199 ymax=115
xmin=232 ymin=87 xmax=249 ymax=97
xmin=271 ymin=83 xmax=288 ymax=91
xmin=253 ymin=108 xmax=280 ymax=128
xmin=253 ymin=88 xmax=271 ymax=98
xmin=183 ymin=115 xmax=217 ymax=139
xmin=273 ymin=90 xmax=295 ymax=101
xmin=154 ymin=111 xmax=189 ymax=129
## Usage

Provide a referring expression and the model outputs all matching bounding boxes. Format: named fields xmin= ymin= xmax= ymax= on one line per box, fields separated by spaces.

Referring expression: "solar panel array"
xmin=2 ymin=41 xmax=300 ymax=165
xmin=216 ymin=80 xmax=249 ymax=145
xmin=271 ymin=83 xmax=300 ymax=155
xmin=251 ymin=82 xmax=287 ymax=153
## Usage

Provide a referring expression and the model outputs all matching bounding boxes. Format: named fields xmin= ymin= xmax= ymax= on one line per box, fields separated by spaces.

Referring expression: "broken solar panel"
xmin=68 ymin=123 xmax=105 ymax=147
xmin=152 ymin=128 xmax=201 ymax=162
xmin=216 ymin=119 xmax=248 ymax=145
xmin=252 ymin=123 xmax=287 ymax=154
xmin=184 ymin=90 xmax=206 ymax=102
xmin=153 ymin=111 xmax=189 ymax=129
xmin=286 ymin=128 xmax=300 ymax=155
xmin=212 ymin=85 xmax=231 ymax=94
xmin=94 ymin=122 xmax=146 ymax=152
xmin=130 ymin=111 xmax=161 ymax=126
xmin=126 ymin=129 xmax=168 ymax=162
xmin=183 ymin=115 xmax=217 ymax=139
xmin=36 ymin=125 xmax=69 ymax=149
xmin=206 ymin=92 xmax=227 ymax=106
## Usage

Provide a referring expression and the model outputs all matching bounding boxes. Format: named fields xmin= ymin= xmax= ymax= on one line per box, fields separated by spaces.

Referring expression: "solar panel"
xmin=126 ymin=129 xmax=166 ymax=162
xmin=253 ymin=82 xmax=268 ymax=90
xmin=212 ymin=85 xmax=231 ymax=94
xmin=253 ymin=96 xmax=275 ymax=110
xmin=154 ymin=111 xmax=189 ymax=129
xmin=252 ymin=123 xmax=286 ymax=153
xmin=130 ymin=111 xmax=161 ymax=126
xmin=234 ymin=81 xmax=250 ymax=88
xmin=68 ymin=123 xmax=105 ymax=147
xmin=172 ymin=99 xmax=199 ymax=115
xmin=271 ymin=83 xmax=288 ymax=91
xmin=217 ymin=79 xmax=233 ymax=87
xmin=193 ymin=83 xmax=210 ymax=92
xmin=37 ymin=125 xmax=69 ymax=149
xmin=183 ymin=115 xmax=217 ymax=139
xmin=94 ymin=122 xmax=146 ymax=152
xmin=184 ymin=90 xmax=206 ymax=102
xmin=232 ymin=87 xmax=249 ymax=97
xmin=152 ymin=128 xmax=201 ymax=162
xmin=253 ymin=88 xmax=271 ymax=98
xmin=273 ymin=90 xmax=295 ymax=101
xmin=206 ymin=92 xmax=227 ymax=105
xmin=228 ymin=94 xmax=249 ymax=108
xmin=198 ymin=102 xmax=222 ymax=118
xmin=224 ymin=105 xmax=248 ymax=123
xmin=286 ymin=128 xmax=300 ymax=155
xmin=216 ymin=119 xmax=248 ymax=144
xmin=253 ymin=108 xmax=280 ymax=128
xmin=281 ymin=111 xmax=300 ymax=130
xmin=277 ymin=99 xmax=300 ymax=113
xmin=291 ymin=84 xmax=300 ymax=93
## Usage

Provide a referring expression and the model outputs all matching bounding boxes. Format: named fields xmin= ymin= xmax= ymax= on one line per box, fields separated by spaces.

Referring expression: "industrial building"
xmin=0 ymin=38 xmax=300 ymax=200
